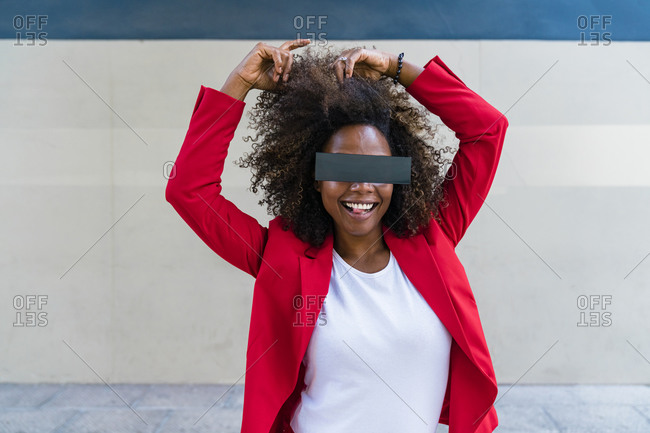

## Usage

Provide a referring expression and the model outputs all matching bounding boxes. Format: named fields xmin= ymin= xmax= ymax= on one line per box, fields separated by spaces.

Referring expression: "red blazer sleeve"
xmin=165 ymin=85 xmax=268 ymax=278
xmin=406 ymin=56 xmax=509 ymax=247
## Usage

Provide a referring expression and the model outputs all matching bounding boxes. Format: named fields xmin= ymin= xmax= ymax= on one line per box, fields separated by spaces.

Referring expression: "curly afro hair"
xmin=235 ymin=44 xmax=456 ymax=248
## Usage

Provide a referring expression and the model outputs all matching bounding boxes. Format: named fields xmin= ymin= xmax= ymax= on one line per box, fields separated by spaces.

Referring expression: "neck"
xmin=333 ymin=225 xmax=388 ymax=260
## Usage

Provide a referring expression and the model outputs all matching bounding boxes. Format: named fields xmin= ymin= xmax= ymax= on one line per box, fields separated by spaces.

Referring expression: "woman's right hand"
xmin=223 ymin=39 xmax=311 ymax=98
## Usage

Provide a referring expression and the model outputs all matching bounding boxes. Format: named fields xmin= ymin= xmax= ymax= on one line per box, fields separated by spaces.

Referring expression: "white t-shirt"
xmin=290 ymin=248 xmax=452 ymax=433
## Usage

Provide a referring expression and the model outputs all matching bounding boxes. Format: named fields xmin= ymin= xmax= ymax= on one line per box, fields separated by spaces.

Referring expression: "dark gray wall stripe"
xmin=2 ymin=0 xmax=645 ymax=41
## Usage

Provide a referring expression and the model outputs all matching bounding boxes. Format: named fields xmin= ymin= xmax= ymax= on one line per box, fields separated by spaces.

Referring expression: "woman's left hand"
xmin=329 ymin=48 xmax=394 ymax=83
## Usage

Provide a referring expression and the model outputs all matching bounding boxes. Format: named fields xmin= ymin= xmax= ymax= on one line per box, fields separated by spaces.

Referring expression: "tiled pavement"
xmin=1 ymin=384 xmax=650 ymax=432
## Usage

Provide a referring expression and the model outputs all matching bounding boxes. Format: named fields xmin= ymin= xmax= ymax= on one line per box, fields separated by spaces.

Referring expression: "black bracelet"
xmin=393 ymin=52 xmax=404 ymax=85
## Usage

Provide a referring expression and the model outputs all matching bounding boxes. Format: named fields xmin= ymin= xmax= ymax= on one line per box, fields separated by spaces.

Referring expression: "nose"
xmin=350 ymin=181 xmax=376 ymax=191
xmin=350 ymin=178 xmax=387 ymax=188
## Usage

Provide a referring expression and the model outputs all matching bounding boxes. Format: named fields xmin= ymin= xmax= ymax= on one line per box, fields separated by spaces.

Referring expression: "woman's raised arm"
xmin=165 ymin=40 xmax=310 ymax=278
xmin=406 ymin=56 xmax=509 ymax=246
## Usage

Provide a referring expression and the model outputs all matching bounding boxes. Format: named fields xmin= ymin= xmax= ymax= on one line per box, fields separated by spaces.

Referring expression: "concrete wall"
xmin=1 ymin=39 xmax=649 ymax=384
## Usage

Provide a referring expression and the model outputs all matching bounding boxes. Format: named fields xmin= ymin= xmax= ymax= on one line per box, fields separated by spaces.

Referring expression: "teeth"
xmin=343 ymin=202 xmax=375 ymax=210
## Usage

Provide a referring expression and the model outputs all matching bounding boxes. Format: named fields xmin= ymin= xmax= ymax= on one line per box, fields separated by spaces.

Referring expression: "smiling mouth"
xmin=340 ymin=201 xmax=379 ymax=215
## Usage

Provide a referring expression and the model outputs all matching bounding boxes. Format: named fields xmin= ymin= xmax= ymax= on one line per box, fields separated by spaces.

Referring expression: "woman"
xmin=166 ymin=39 xmax=508 ymax=433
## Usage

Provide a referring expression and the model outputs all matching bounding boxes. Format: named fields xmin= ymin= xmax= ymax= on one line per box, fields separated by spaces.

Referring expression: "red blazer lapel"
xmin=298 ymin=233 xmax=334 ymax=354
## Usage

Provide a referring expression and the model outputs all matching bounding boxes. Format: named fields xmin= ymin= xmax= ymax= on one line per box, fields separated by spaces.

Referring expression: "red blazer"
xmin=166 ymin=55 xmax=508 ymax=433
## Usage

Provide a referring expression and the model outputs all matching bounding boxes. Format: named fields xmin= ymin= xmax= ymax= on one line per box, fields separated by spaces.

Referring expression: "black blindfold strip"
xmin=314 ymin=152 xmax=412 ymax=184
